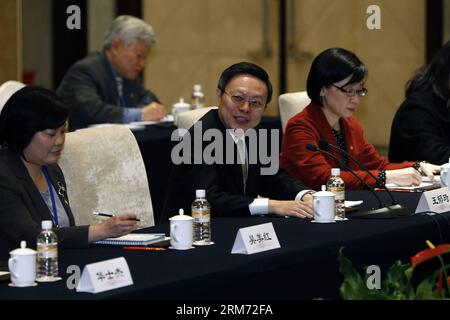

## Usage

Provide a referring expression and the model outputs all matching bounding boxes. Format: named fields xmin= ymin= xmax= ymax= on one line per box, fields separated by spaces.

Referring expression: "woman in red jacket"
xmin=280 ymin=48 xmax=440 ymax=190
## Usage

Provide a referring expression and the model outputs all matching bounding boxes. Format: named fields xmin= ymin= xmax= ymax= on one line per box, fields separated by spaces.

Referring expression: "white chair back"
xmin=58 ymin=125 xmax=154 ymax=227
xmin=177 ymin=106 xmax=218 ymax=130
xmin=278 ymin=91 xmax=311 ymax=133
xmin=176 ymin=106 xmax=218 ymax=132
xmin=0 ymin=81 xmax=26 ymax=114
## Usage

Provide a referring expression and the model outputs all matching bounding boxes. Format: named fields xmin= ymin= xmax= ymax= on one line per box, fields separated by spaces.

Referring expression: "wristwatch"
xmin=300 ymin=190 xmax=315 ymax=201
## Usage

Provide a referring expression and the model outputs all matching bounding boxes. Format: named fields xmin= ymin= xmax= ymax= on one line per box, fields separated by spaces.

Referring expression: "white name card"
xmin=415 ymin=187 xmax=450 ymax=214
xmin=76 ymin=257 xmax=133 ymax=294
xmin=231 ymin=222 xmax=281 ymax=255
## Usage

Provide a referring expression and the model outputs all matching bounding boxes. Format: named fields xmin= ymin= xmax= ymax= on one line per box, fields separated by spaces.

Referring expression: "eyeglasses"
xmin=223 ymin=91 xmax=265 ymax=109
xmin=330 ymin=84 xmax=368 ymax=97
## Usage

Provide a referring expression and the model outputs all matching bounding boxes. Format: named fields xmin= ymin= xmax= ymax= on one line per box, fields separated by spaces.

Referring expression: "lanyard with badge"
xmin=42 ymin=167 xmax=59 ymax=227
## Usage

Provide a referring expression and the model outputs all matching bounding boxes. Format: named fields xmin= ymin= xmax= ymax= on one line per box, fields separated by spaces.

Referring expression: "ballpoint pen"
xmin=123 ymin=246 xmax=166 ymax=251
xmin=92 ymin=211 xmax=142 ymax=222
xmin=374 ymin=188 xmax=415 ymax=193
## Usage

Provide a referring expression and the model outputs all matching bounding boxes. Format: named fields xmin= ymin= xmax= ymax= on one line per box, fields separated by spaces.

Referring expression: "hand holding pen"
xmin=89 ymin=212 xmax=139 ymax=242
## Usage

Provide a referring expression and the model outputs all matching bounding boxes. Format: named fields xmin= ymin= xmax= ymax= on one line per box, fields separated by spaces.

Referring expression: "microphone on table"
xmin=319 ymin=139 xmax=397 ymax=204
xmin=318 ymin=139 xmax=401 ymax=206
xmin=306 ymin=143 xmax=410 ymax=218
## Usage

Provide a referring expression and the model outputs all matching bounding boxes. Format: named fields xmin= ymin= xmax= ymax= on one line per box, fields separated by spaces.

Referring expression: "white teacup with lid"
xmin=169 ymin=209 xmax=194 ymax=250
xmin=172 ymin=98 xmax=191 ymax=126
xmin=312 ymin=185 xmax=336 ymax=223
xmin=8 ymin=241 xmax=37 ymax=287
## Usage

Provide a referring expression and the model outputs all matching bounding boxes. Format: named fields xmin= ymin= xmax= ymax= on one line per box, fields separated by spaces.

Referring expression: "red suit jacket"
xmin=280 ymin=102 xmax=413 ymax=190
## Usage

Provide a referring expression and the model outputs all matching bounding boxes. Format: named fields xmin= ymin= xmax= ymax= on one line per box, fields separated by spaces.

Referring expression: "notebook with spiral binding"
xmin=94 ymin=233 xmax=166 ymax=246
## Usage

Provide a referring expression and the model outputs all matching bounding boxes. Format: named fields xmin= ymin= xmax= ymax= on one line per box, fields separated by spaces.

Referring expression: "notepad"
xmin=345 ymin=200 xmax=363 ymax=212
xmin=94 ymin=233 xmax=166 ymax=246
xmin=385 ymin=182 xmax=441 ymax=192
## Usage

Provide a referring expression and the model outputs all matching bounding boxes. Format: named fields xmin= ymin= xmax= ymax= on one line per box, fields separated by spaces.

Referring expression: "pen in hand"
xmin=123 ymin=246 xmax=166 ymax=251
xmin=92 ymin=211 xmax=142 ymax=222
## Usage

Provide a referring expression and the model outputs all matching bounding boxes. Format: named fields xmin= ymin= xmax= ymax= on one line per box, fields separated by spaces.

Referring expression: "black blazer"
xmin=57 ymin=52 xmax=160 ymax=131
xmin=389 ymin=90 xmax=450 ymax=164
xmin=161 ymin=109 xmax=309 ymax=223
xmin=0 ymin=150 xmax=89 ymax=259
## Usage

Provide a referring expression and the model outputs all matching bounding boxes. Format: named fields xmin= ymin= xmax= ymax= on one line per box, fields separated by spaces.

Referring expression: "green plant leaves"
xmin=415 ymin=277 xmax=435 ymax=299
xmin=383 ymin=261 xmax=414 ymax=299
xmin=339 ymin=247 xmax=387 ymax=299
xmin=338 ymin=246 xmax=449 ymax=300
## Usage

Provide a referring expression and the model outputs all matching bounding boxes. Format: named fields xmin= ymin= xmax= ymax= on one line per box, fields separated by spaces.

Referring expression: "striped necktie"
xmin=237 ymin=137 xmax=247 ymax=191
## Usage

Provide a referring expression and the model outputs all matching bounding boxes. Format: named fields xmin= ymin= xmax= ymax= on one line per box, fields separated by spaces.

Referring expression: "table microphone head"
xmin=318 ymin=139 xmax=329 ymax=150
xmin=306 ymin=144 xmax=318 ymax=151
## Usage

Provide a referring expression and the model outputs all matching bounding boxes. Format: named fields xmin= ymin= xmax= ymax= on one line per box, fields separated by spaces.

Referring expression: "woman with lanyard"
xmin=0 ymin=86 xmax=137 ymax=259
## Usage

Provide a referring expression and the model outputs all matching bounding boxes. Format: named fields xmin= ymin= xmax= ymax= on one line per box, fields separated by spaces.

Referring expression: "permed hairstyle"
xmin=0 ymin=86 xmax=68 ymax=157
xmin=103 ymin=15 xmax=156 ymax=50
xmin=217 ymin=61 xmax=273 ymax=104
xmin=306 ymin=48 xmax=367 ymax=106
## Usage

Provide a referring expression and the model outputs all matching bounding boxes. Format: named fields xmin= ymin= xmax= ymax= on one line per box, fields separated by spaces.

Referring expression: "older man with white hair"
xmin=58 ymin=15 xmax=166 ymax=131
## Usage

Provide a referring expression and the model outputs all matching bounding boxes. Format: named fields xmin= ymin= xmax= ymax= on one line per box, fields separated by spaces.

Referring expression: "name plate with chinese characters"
xmin=76 ymin=257 xmax=133 ymax=293
xmin=415 ymin=187 xmax=450 ymax=214
xmin=231 ymin=222 xmax=281 ymax=255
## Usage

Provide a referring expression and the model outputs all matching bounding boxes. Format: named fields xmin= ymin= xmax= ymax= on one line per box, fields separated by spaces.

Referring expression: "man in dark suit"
xmin=57 ymin=15 xmax=166 ymax=131
xmin=161 ymin=62 xmax=314 ymax=223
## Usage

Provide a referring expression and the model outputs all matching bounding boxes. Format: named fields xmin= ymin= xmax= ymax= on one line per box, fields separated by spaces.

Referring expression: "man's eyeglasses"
xmin=330 ymin=84 xmax=368 ymax=97
xmin=223 ymin=91 xmax=265 ymax=109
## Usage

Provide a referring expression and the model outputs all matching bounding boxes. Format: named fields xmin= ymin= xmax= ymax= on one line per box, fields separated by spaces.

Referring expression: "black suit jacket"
xmin=0 ymin=150 xmax=89 ymax=259
xmin=389 ymin=90 xmax=450 ymax=164
xmin=161 ymin=109 xmax=309 ymax=223
xmin=57 ymin=52 xmax=160 ymax=131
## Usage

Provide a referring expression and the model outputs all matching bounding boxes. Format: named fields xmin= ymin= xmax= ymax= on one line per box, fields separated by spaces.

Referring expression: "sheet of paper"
xmin=385 ymin=182 xmax=440 ymax=191
xmin=345 ymin=200 xmax=363 ymax=208
xmin=130 ymin=115 xmax=174 ymax=126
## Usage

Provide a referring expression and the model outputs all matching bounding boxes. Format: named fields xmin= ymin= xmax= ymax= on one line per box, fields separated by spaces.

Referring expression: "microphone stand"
xmin=306 ymin=144 xmax=410 ymax=218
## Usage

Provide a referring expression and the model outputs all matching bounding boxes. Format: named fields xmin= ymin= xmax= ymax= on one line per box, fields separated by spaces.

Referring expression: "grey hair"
xmin=103 ymin=15 xmax=156 ymax=50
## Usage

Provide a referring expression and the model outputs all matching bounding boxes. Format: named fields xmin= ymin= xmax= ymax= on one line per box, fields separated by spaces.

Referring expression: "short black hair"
xmin=217 ymin=61 xmax=273 ymax=104
xmin=0 ymin=86 xmax=68 ymax=157
xmin=406 ymin=40 xmax=450 ymax=101
xmin=306 ymin=48 xmax=367 ymax=106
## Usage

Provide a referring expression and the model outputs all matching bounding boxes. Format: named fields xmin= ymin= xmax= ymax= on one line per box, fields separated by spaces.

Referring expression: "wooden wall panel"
xmin=142 ymin=0 xmax=426 ymax=145
xmin=0 ymin=0 xmax=21 ymax=83
xmin=287 ymin=0 xmax=426 ymax=146
xmin=22 ymin=0 xmax=51 ymax=87
xmin=143 ymin=0 xmax=280 ymax=116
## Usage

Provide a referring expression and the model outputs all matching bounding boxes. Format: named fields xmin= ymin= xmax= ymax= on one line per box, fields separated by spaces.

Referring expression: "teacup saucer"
xmin=169 ymin=246 xmax=195 ymax=250
xmin=9 ymin=282 xmax=37 ymax=287
xmin=36 ymin=276 xmax=62 ymax=282
xmin=334 ymin=216 xmax=349 ymax=221
xmin=193 ymin=241 xmax=215 ymax=246
xmin=311 ymin=219 xmax=336 ymax=223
